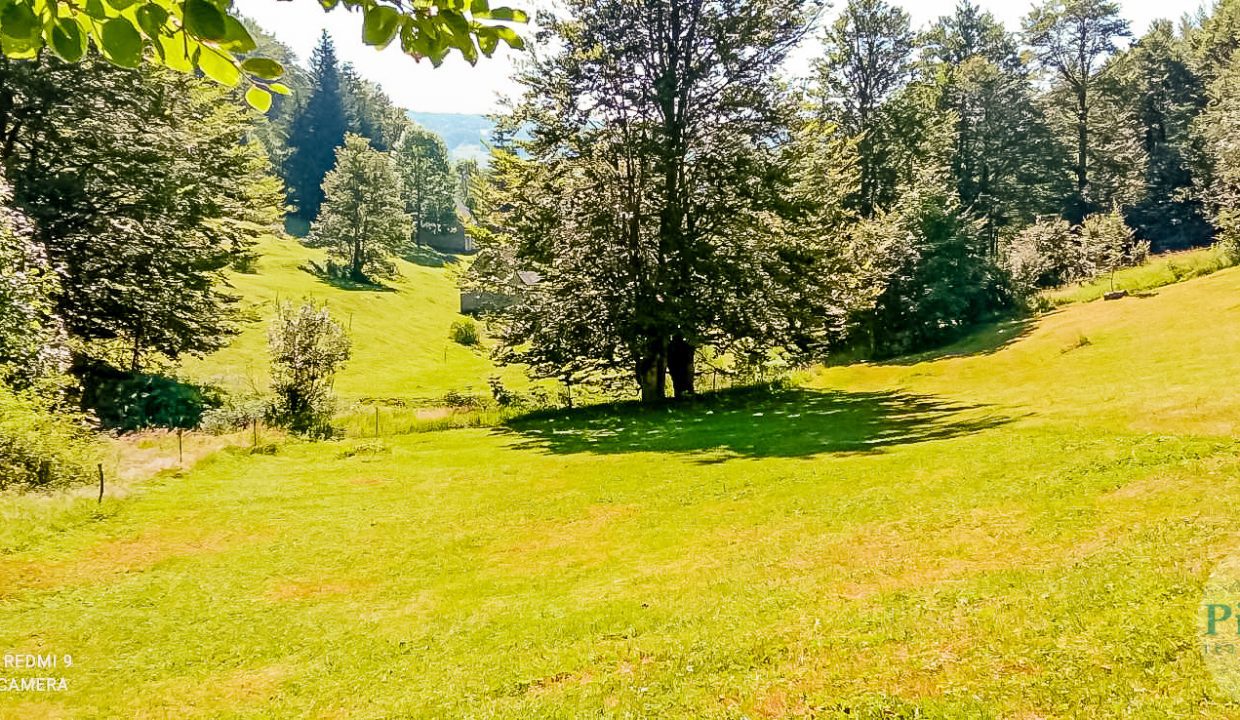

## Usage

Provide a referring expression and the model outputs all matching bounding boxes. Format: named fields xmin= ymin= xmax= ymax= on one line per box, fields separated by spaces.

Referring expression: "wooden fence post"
xmin=97 ymin=464 xmax=104 ymax=503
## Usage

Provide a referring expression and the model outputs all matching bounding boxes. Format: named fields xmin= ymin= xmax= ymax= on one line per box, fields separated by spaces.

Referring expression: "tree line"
xmin=0 ymin=22 xmax=468 ymax=485
xmin=466 ymin=0 xmax=1240 ymax=402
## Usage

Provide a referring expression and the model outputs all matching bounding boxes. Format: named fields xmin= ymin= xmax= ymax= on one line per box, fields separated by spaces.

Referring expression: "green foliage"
xmin=1194 ymin=49 xmax=1240 ymax=252
xmin=0 ymin=178 xmax=64 ymax=386
xmin=855 ymin=171 xmax=1013 ymax=357
xmin=1023 ymin=0 xmax=1132 ymax=218
xmin=449 ymin=319 xmax=480 ymax=346
xmin=1001 ymin=217 xmax=1081 ymax=291
xmin=306 ymin=134 xmax=411 ymax=281
xmin=77 ymin=363 xmax=220 ymax=432
xmin=483 ymin=0 xmax=827 ymax=402
xmin=0 ymin=0 xmax=525 ymax=109
xmin=0 ymin=382 xmax=94 ymax=490
xmin=267 ymin=301 xmax=351 ymax=438
xmin=284 ymin=33 xmax=349 ymax=219
xmin=1114 ymin=21 xmax=1211 ymax=249
xmin=814 ymin=0 xmax=916 ymax=217
xmin=0 ymin=56 xmax=283 ymax=374
xmin=395 ymin=124 xmax=458 ymax=240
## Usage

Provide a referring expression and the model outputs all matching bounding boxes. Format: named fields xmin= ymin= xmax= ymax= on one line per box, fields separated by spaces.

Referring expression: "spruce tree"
xmin=285 ymin=32 xmax=348 ymax=221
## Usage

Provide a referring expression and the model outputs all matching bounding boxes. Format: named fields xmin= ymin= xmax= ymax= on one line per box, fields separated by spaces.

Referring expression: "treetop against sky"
xmin=235 ymin=0 xmax=1188 ymax=115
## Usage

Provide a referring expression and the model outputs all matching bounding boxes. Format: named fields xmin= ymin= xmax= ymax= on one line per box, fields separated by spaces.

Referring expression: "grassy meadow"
xmin=180 ymin=235 xmax=525 ymax=404
xmin=5 ymin=255 xmax=1240 ymax=717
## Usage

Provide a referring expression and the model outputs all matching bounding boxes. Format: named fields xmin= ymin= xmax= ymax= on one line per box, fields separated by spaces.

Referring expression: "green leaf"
xmin=240 ymin=56 xmax=283 ymax=79
xmin=268 ymin=82 xmax=291 ymax=95
xmin=105 ymin=0 xmax=139 ymax=11
xmin=50 ymin=17 xmax=87 ymax=61
xmin=245 ymin=85 xmax=272 ymax=112
xmin=493 ymin=24 xmax=523 ymax=49
xmin=0 ymin=2 xmax=39 ymax=46
xmin=476 ymin=27 xmax=497 ymax=56
xmin=101 ymin=18 xmax=144 ymax=67
xmin=218 ymin=16 xmax=257 ymax=52
xmin=157 ymin=31 xmax=193 ymax=71
xmin=136 ymin=4 xmax=170 ymax=40
xmin=183 ymin=0 xmax=226 ymax=41
xmin=486 ymin=7 xmax=527 ymax=22
xmin=196 ymin=47 xmax=241 ymax=86
xmin=361 ymin=5 xmax=400 ymax=48
xmin=469 ymin=0 xmax=489 ymax=14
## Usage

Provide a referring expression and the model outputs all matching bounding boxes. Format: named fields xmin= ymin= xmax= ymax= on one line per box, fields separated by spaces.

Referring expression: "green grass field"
xmin=5 ymin=257 xmax=1240 ymax=717
xmin=179 ymin=235 xmax=523 ymax=404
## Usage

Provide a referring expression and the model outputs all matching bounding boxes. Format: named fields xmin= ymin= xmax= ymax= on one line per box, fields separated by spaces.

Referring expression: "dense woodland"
xmin=3 ymin=0 xmax=1240 ymax=487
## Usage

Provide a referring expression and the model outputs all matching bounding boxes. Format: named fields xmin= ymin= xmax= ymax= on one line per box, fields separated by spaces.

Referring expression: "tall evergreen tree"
xmin=923 ymin=2 xmax=1071 ymax=247
xmin=1024 ymin=0 xmax=1131 ymax=219
xmin=1116 ymin=21 xmax=1211 ymax=249
xmin=814 ymin=0 xmax=916 ymax=217
xmin=284 ymin=32 xmax=348 ymax=221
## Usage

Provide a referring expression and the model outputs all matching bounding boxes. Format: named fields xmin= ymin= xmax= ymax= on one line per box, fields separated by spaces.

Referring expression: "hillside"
xmin=5 ymin=265 xmax=1240 ymax=717
xmin=180 ymin=234 xmax=524 ymax=403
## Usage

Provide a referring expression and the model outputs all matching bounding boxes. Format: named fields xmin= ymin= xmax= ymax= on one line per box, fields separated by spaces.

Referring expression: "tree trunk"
xmin=668 ymin=335 xmax=695 ymax=399
xmin=1076 ymin=85 xmax=1089 ymax=198
xmin=635 ymin=339 xmax=667 ymax=404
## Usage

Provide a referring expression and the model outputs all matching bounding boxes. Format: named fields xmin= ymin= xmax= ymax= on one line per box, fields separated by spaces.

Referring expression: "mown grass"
xmin=5 ymin=266 xmax=1240 ymax=717
xmin=180 ymin=234 xmax=526 ymax=403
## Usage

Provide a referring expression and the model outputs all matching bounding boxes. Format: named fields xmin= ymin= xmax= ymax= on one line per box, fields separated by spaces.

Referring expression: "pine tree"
xmin=284 ymin=32 xmax=348 ymax=221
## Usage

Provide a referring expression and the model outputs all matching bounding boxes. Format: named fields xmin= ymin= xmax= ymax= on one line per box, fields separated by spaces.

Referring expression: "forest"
xmin=5 ymin=0 xmax=1240 ymax=715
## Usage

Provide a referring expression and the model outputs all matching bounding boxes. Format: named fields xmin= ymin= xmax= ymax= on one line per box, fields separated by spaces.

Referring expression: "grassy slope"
xmin=180 ymin=235 xmax=520 ymax=403
xmin=5 ymin=269 xmax=1240 ymax=717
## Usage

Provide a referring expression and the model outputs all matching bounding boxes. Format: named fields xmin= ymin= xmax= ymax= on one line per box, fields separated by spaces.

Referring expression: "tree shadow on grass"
xmin=499 ymin=386 xmax=1011 ymax=461
xmin=299 ymin=263 xmax=397 ymax=292
xmin=403 ymin=246 xmax=461 ymax=268
xmin=866 ymin=316 xmax=1038 ymax=367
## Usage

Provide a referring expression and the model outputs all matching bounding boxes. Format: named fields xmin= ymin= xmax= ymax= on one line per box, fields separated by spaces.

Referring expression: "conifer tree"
xmin=284 ymin=32 xmax=348 ymax=221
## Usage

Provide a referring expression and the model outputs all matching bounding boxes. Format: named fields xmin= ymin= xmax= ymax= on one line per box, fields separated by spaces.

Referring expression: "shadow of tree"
xmin=404 ymin=246 xmax=461 ymax=268
xmin=500 ymin=386 xmax=1010 ymax=461
xmin=872 ymin=316 xmax=1038 ymax=367
xmin=299 ymin=263 xmax=397 ymax=292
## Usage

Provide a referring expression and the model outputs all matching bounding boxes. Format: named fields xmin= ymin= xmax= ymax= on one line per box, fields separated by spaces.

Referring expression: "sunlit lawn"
xmin=4 ymin=268 xmax=1240 ymax=717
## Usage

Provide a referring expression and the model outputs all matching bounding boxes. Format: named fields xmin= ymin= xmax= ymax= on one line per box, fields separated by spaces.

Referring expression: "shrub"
xmin=856 ymin=180 xmax=1014 ymax=357
xmin=0 ymin=383 xmax=95 ymax=491
xmin=267 ymin=301 xmax=351 ymax=438
xmin=1001 ymin=218 xmax=1080 ymax=292
xmin=450 ymin=319 xmax=480 ymax=346
xmin=1080 ymin=210 xmax=1147 ymax=290
xmin=77 ymin=362 xmax=220 ymax=432
xmin=198 ymin=394 xmax=266 ymax=435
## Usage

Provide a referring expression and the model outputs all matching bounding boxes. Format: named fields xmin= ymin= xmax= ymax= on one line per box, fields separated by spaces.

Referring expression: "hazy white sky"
xmin=233 ymin=0 xmax=1204 ymax=115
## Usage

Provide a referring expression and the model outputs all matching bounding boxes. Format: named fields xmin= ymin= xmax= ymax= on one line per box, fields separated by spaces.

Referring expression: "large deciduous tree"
xmin=1023 ymin=0 xmax=1131 ymax=219
xmin=0 ymin=55 xmax=283 ymax=373
xmin=307 ymin=134 xmax=411 ymax=281
xmin=394 ymin=125 xmax=458 ymax=242
xmin=476 ymin=0 xmax=827 ymax=402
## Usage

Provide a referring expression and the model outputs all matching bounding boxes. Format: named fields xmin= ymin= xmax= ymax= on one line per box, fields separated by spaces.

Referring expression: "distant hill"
xmin=406 ymin=112 xmax=494 ymax=163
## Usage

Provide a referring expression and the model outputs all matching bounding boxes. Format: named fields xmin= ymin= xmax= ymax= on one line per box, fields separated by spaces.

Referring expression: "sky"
xmin=232 ymin=0 xmax=1202 ymax=115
